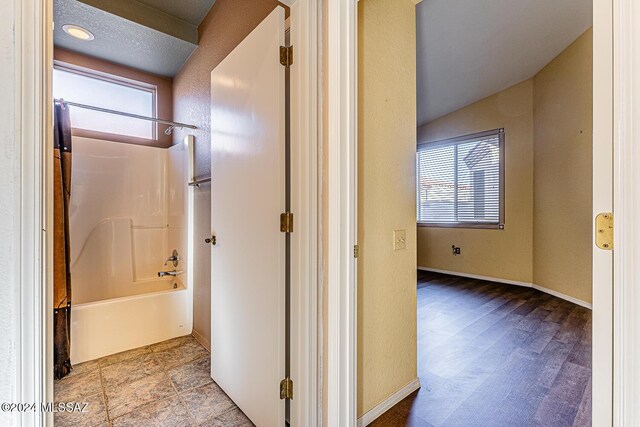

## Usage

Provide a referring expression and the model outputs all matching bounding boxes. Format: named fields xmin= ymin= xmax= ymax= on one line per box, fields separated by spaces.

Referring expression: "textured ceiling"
xmin=417 ymin=0 xmax=592 ymax=126
xmin=54 ymin=0 xmax=217 ymax=77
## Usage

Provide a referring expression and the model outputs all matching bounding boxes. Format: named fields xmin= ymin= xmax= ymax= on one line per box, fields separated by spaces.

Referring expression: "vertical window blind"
xmin=417 ymin=128 xmax=505 ymax=228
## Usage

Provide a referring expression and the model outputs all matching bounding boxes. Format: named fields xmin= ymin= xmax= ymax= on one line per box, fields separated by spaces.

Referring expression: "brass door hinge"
xmin=280 ymin=377 xmax=293 ymax=400
xmin=280 ymin=212 xmax=294 ymax=233
xmin=595 ymin=212 xmax=613 ymax=250
xmin=280 ymin=46 xmax=293 ymax=68
xmin=354 ymin=244 xmax=359 ymax=259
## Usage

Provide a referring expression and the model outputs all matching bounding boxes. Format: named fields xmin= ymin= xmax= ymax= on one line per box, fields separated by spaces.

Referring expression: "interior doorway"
xmin=42 ymin=1 xmax=320 ymax=426
xmin=353 ymin=0 xmax=612 ymax=425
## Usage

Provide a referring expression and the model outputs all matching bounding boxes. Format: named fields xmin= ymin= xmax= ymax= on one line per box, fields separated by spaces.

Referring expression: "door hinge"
xmin=280 ymin=46 xmax=293 ymax=68
xmin=354 ymin=244 xmax=359 ymax=259
xmin=280 ymin=212 xmax=294 ymax=233
xmin=280 ymin=377 xmax=293 ymax=400
xmin=595 ymin=212 xmax=613 ymax=250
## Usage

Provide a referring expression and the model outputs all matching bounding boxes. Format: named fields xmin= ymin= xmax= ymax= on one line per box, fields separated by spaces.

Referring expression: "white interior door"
xmin=210 ymin=7 xmax=286 ymax=426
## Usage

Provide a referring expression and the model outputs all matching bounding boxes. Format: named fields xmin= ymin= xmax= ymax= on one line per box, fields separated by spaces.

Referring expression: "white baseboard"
xmin=418 ymin=267 xmax=592 ymax=310
xmin=418 ymin=267 xmax=533 ymax=288
xmin=191 ymin=329 xmax=211 ymax=352
xmin=530 ymin=283 xmax=592 ymax=309
xmin=357 ymin=378 xmax=421 ymax=426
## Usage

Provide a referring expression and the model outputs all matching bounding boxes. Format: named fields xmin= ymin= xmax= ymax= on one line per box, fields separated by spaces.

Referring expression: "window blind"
xmin=417 ymin=129 xmax=504 ymax=228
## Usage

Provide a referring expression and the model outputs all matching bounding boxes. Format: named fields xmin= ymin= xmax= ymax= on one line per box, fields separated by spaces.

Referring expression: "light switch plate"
xmin=393 ymin=229 xmax=406 ymax=250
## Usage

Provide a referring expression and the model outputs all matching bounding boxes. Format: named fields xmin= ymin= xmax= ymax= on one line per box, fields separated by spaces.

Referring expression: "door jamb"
xmin=593 ymin=0 xmax=615 ymax=425
xmin=288 ymin=0 xmax=323 ymax=425
xmin=20 ymin=0 xmax=322 ymax=426
xmin=612 ymin=0 xmax=640 ymax=424
xmin=15 ymin=0 xmax=54 ymax=424
xmin=325 ymin=0 xmax=358 ymax=425
xmin=327 ymin=0 xmax=625 ymax=426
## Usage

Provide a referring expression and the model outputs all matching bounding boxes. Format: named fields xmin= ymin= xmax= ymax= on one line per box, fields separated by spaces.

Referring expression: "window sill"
xmin=71 ymin=128 xmax=169 ymax=148
xmin=417 ymin=222 xmax=504 ymax=230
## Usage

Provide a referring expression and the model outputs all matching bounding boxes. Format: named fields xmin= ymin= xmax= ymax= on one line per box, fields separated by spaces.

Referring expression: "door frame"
xmin=16 ymin=0 xmax=322 ymax=425
xmin=611 ymin=0 xmax=640 ymax=423
xmin=287 ymin=0 xmax=323 ymax=424
xmin=14 ymin=0 xmax=55 ymax=424
xmin=593 ymin=0 xmax=614 ymax=424
xmin=325 ymin=0 xmax=359 ymax=425
xmin=324 ymin=0 xmax=636 ymax=425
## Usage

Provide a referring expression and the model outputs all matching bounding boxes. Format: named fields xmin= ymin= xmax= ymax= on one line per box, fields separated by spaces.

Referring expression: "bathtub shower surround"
xmin=69 ymin=137 xmax=191 ymax=363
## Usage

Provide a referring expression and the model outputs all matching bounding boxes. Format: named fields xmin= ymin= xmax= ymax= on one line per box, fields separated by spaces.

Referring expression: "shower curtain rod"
xmin=54 ymin=99 xmax=198 ymax=131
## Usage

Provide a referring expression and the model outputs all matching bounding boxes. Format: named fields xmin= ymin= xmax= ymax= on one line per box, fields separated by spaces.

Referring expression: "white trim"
xmin=417 ymin=267 xmax=532 ymax=288
xmin=531 ymin=284 xmax=592 ymax=310
xmin=16 ymin=0 xmax=53 ymax=424
xmin=326 ymin=0 xmax=358 ymax=425
xmin=289 ymin=0 xmax=322 ymax=425
xmin=191 ymin=329 xmax=211 ymax=353
xmin=356 ymin=379 xmax=421 ymax=427
xmin=417 ymin=267 xmax=592 ymax=309
xmin=613 ymin=0 xmax=640 ymax=424
xmin=185 ymin=135 xmax=196 ymax=343
xmin=593 ymin=0 xmax=615 ymax=425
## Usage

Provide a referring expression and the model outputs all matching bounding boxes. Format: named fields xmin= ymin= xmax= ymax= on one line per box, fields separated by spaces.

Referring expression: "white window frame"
xmin=52 ymin=62 xmax=159 ymax=140
xmin=417 ymin=128 xmax=505 ymax=229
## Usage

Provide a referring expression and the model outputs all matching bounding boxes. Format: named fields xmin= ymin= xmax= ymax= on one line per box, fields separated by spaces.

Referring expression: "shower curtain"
xmin=53 ymin=102 xmax=73 ymax=379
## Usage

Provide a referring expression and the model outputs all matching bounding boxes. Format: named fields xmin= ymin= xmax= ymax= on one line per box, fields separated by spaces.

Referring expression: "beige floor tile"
xmin=154 ymin=340 xmax=209 ymax=370
xmin=54 ymin=336 xmax=236 ymax=426
xmin=150 ymin=335 xmax=198 ymax=353
xmin=168 ymin=356 xmax=213 ymax=392
xmin=199 ymin=407 xmax=254 ymax=427
xmin=98 ymin=346 xmax=151 ymax=368
xmin=180 ymin=382 xmax=236 ymax=424
xmin=67 ymin=360 xmax=100 ymax=379
xmin=111 ymin=395 xmax=193 ymax=427
xmin=55 ymin=369 xmax=102 ymax=402
xmin=101 ymin=353 xmax=163 ymax=389
xmin=106 ymin=372 xmax=176 ymax=419
xmin=54 ymin=392 xmax=108 ymax=427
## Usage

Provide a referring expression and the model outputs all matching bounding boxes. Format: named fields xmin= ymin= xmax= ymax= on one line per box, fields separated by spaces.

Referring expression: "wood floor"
xmin=371 ymin=271 xmax=592 ymax=427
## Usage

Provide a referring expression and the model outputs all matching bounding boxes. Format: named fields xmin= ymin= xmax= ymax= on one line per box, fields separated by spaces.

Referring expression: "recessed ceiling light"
xmin=62 ymin=24 xmax=94 ymax=41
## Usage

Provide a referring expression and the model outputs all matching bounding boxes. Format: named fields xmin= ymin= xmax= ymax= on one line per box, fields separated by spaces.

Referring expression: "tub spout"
xmin=158 ymin=270 xmax=183 ymax=277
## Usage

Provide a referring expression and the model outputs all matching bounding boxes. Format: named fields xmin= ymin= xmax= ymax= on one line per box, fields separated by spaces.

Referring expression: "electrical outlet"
xmin=394 ymin=230 xmax=407 ymax=250
xmin=452 ymin=245 xmax=461 ymax=255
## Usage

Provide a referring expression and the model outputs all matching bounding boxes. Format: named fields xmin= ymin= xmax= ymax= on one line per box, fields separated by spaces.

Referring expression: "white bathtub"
xmin=70 ymin=279 xmax=191 ymax=364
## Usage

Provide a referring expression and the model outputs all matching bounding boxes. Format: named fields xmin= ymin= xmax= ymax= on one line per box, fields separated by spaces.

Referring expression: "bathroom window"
xmin=53 ymin=65 xmax=156 ymax=140
xmin=417 ymin=128 xmax=505 ymax=229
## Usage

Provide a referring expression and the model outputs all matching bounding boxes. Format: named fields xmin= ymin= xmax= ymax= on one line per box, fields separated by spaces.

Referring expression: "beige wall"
xmin=358 ymin=0 xmax=418 ymax=416
xmin=172 ymin=0 xmax=283 ymax=348
xmin=417 ymin=29 xmax=593 ymax=303
xmin=417 ymin=80 xmax=535 ymax=283
xmin=533 ymin=29 xmax=593 ymax=303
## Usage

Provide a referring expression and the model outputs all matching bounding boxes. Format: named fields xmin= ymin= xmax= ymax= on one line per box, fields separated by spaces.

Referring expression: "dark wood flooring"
xmin=371 ymin=271 xmax=592 ymax=427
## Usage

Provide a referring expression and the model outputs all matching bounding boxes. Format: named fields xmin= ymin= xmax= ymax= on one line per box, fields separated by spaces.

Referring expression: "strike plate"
xmin=595 ymin=212 xmax=613 ymax=250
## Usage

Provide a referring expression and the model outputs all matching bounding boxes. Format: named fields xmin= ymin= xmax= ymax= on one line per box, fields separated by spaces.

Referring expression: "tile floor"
xmin=54 ymin=335 xmax=254 ymax=427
